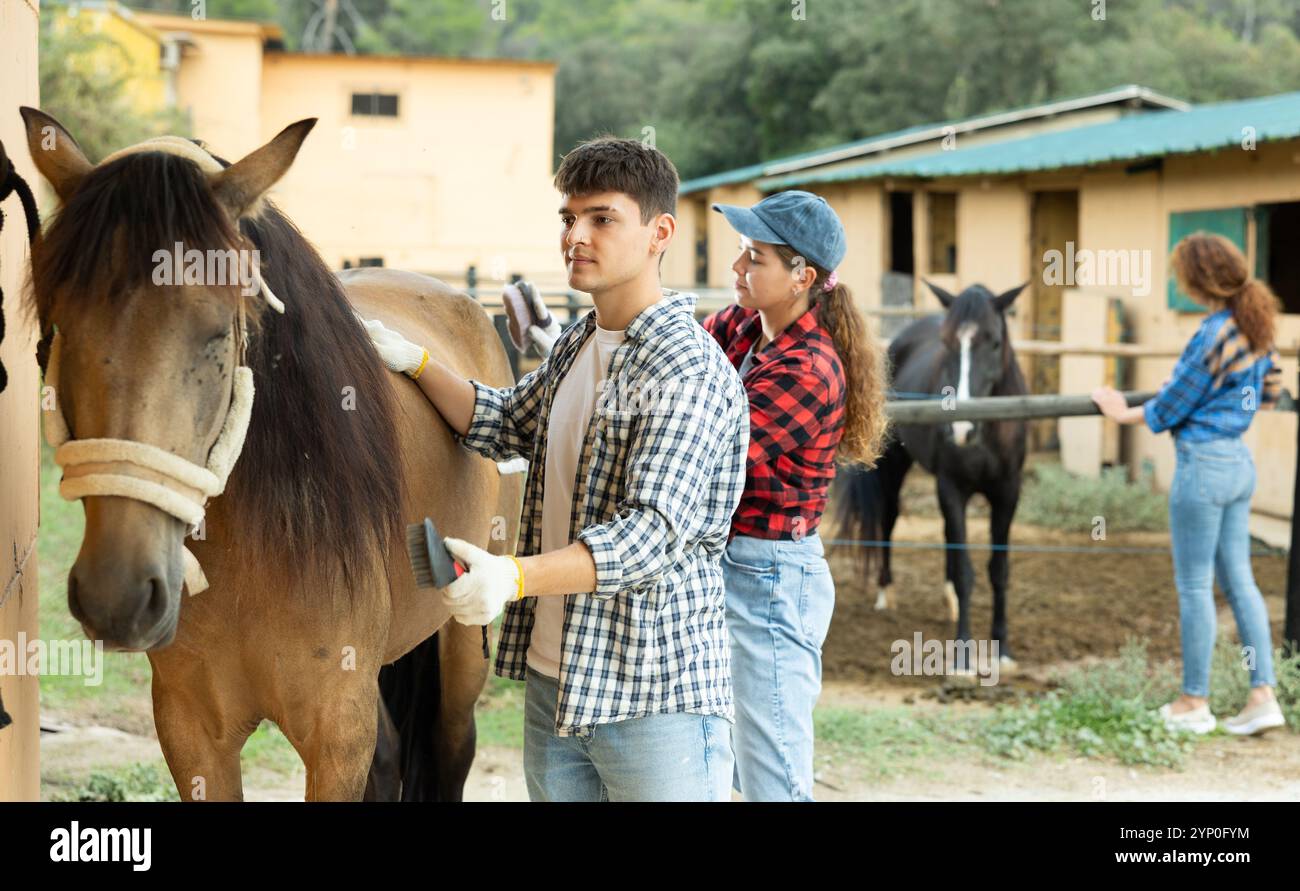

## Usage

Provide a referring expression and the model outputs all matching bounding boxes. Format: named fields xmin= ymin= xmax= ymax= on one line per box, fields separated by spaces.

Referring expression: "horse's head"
xmin=22 ymin=107 xmax=315 ymax=651
xmin=925 ymin=280 xmax=1026 ymax=447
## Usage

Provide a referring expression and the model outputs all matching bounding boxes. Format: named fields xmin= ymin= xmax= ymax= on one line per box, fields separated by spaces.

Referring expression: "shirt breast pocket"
xmin=591 ymin=406 xmax=637 ymax=463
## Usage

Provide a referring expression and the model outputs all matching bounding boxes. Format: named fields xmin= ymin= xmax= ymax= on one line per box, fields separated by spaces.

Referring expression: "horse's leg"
xmin=279 ymin=678 xmax=381 ymax=802
xmin=935 ymin=473 xmax=975 ymax=673
xmin=363 ymin=694 xmax=402 ymax=801
xmin=876 ymin=441 xmax=912 ymax=610
xmin=987 ymin=478 xmax=1020 ymax=672
xmin=435 ymin=619 xmax=490 ymax=801
xmin=151 ymin=670 xmax=255 ymax=802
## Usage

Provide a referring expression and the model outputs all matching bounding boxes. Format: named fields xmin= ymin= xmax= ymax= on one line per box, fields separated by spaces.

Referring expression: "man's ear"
xmin=20 ymin=107 xmax=92 ymax=203
xmin=651 ymin=211 xmax=676 ymax=256
xmin=210 ymin=118 xmax=316 ymax=220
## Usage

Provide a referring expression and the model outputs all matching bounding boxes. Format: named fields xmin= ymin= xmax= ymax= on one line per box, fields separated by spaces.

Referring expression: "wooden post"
xmin=885 ymin=390 xmax=1157 ymax=425
xmin=1286 ymin=367 xmax=1300 ymax=654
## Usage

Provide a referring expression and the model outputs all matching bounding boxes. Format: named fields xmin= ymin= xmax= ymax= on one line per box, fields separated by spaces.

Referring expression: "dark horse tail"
xmin=830 ymin=458 xmax=887 ymax=582
xmin=367 ymin=634 xmax=443 ymax=801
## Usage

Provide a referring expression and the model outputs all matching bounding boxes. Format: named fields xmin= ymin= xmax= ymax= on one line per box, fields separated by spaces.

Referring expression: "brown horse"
xmin=21 ymin=107 xmax=521 ymax=800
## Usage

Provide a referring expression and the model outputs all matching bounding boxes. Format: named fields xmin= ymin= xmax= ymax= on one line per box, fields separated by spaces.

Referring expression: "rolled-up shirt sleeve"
xmin=457 ymin=354 xmax=551 ymax=462
xmin=576 ymin=373 xmax=743 ymax=601
xmin=1144 ymin=328 xmax=1214 ymax=434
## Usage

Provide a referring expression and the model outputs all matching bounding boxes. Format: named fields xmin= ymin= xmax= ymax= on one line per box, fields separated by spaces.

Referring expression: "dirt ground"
xmin=820 ymin=468 xmax=1289 ymax=686
xmin=40 ymin=675 xmax=1300 ymax=802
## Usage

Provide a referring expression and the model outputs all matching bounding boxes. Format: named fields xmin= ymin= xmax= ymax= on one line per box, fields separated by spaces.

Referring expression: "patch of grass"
xmin=1207 ymin=637 xmax=1300 ymax=730
xmin=814 ymin=705 xmax=970 ymax=779
xmin=980 ymin=638 xmax=1193 ymax=767
xmin=239 ymin=721 xmax=304 ymax=777
xmin=1018 ymin=461 xmax=1168 ymax=532
xmin=474 ymin=670 xmax=526 ymax=749
xmin=52 ymin=762 xmax=179 ymax=802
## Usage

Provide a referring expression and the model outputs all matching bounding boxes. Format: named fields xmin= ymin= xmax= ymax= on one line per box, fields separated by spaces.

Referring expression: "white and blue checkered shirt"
xmin=458 ymin=290 xmax=749 ymax=736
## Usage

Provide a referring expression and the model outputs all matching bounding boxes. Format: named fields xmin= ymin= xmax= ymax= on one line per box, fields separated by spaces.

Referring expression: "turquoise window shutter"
xmin=1167 ymin=208 xmax=1247 ymax=311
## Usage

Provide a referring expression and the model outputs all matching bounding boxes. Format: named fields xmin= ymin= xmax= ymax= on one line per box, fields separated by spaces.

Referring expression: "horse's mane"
xmin=30 ymin=150 xmax=405 ymax=594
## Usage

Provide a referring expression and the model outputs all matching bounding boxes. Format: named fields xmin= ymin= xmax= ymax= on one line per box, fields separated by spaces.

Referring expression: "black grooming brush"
xmin=406 ymin=518 xmax=467 ymax=589
xmin=407 ymin=518 xmax=491 ymax=659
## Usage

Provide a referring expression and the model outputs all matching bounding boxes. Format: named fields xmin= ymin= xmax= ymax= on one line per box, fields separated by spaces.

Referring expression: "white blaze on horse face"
xmin=953 ymin=322 xmax=976 ymax=445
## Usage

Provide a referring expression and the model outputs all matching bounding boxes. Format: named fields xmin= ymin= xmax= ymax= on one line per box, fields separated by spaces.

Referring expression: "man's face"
xmin=559 ymin=191 xmax=659 ymax=294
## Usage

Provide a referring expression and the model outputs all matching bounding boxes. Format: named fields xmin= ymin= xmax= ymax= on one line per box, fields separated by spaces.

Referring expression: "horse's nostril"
xmin=146 ymin=576 xmax=168 ymax=620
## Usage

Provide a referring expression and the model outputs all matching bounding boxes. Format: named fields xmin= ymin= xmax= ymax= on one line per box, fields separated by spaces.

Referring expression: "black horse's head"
xmin=925 ymin=280 xmax=1027 ymax=446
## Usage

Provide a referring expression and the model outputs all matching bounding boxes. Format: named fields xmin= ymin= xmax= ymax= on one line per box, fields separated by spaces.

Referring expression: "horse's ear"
xmin=924 ymin=279 xmax=955 ymax=308
xmin=994 ymin=282 xmax=1029 ymax=312
xmin=210 ymin=118 xmax=317 ymax=220
xmin=19 ymin=107 xmax=92 ymax=203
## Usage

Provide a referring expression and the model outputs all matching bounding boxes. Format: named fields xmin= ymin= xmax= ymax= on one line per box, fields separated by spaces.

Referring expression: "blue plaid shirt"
xmin=457 ymin=290 xmax=749 ymax=736
xmin=1144 ymin=309 xmax=1282 ymax=442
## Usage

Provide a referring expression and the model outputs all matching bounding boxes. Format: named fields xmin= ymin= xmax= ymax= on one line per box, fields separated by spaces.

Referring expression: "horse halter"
xmin=42 ymin=137 xmax=285 ymax=597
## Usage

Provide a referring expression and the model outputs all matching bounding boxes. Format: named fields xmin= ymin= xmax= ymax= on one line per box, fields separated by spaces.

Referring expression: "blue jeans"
xmin=722 ymin=531 xmax=835 ymax=802
xmin=522 ymin=666 xmax=733 ymax=801
xmin=1168 ymin=436 xmax=1277 ymax=697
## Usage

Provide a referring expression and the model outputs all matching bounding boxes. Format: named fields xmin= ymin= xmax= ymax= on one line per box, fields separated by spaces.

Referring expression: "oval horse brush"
xmin=502 ymin=283 xmax=533 ymax=353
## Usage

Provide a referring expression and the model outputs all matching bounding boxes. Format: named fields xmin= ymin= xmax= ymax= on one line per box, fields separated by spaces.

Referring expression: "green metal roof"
xmin=764 ymin=90 xmax=1300 ymax=189
xmin=677 ymin=84 xmax=1186 ymax=195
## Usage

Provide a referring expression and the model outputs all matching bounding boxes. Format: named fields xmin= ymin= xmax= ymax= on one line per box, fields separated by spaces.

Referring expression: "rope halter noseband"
xmin=43 ymin=137 xmax=285 ymax=596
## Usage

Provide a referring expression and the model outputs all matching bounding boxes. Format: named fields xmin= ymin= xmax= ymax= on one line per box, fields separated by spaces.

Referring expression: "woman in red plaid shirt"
xmin=703 ymin=190 xmax=889 ymax=800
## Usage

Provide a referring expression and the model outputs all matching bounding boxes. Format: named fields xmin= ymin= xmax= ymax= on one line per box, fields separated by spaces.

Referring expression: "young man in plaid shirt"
xmin=364 ymin=138 xmax=749 ymax=801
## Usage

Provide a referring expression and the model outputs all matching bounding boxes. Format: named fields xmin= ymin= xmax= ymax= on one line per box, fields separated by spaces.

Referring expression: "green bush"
xmin=54 ymin=763 xmax=178 ymax=802
xmin=1018 ymin=462 xmax=1168 ymax=532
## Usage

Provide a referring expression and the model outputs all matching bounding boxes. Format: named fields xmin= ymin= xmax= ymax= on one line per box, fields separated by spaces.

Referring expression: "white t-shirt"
xmin=526 ymin=322 xmax=627 ymax=678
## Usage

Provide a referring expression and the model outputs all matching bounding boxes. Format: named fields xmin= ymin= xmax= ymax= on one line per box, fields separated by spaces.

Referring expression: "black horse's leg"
xmin=936 ymin=473 xmax=975 ymax=672
xmin=987 ymin=478 xmax=1020 ymax=669
xmin=876 ymin=441 xmax=912 ymax=610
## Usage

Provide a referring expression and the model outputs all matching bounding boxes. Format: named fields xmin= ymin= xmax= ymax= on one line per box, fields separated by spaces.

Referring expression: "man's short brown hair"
xmin=554 ymin=136 xmax=679 ymax=224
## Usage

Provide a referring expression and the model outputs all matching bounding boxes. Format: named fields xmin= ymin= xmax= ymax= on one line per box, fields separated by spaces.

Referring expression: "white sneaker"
xmin=1158 ymin=702 xmax=1216 ymax=734
xmin=1223 ymin=699 xmax=1286 ymax=736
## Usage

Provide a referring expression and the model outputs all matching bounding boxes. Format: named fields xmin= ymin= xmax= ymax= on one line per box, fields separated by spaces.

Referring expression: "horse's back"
xmin=336 ymin=266 xmax=523 ymax=662
xmin=337 ymin=267 xmax=513 ymax=390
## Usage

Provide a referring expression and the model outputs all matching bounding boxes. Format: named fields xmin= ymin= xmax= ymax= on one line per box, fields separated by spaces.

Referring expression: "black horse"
xmin=835 ymin=281 xmax=1028 ymax=671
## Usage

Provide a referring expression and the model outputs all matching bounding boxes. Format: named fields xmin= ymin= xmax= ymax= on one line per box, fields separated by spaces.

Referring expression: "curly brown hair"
xmin=771 ymin=244 xmax=890 ymax=468
xmin=1170 ymin=232 xmax=1279 ymax=352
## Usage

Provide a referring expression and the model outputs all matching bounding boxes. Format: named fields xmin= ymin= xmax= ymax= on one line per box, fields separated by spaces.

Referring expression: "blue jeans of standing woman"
xmin=722 ymin=531 xmax=835 ymax=802
xmin=1168 ymin=436 xmax=1277 ymax=697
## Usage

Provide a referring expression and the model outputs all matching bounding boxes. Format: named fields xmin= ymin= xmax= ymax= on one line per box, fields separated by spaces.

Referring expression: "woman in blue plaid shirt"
xmin=1091 ymin=233 xmax=1285 ymax=737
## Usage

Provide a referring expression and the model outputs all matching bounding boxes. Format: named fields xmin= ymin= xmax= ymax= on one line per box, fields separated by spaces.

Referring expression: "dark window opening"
xmin=358 ymin=256 xmax=384 ymax=267
xmin=888 ymin=191 xmax=915 ymax=275
xmin=1256 ymin=202 xmax=1300 ymax=315
xmin=351 ymin=93 xmax=399 ymax=117
xmin=928 ymin=191 xmax=957 ymax=274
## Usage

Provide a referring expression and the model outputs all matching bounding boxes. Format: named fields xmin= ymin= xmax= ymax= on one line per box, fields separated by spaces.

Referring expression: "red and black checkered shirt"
xmin=702 ymin=302 xmax=846 ymax=541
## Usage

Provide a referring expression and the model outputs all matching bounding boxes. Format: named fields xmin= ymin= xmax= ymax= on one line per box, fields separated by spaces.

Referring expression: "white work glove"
xmin=360 ymin=315 xmax=428 ymax=377
xmin=442 ymin=537 xmax=523 ymax=626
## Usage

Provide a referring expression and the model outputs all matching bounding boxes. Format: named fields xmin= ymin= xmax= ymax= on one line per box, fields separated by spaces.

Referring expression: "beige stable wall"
xmin=258 ymin=54 xmax=559 ymax=285
xmin=802 ymin=182 xmax=885 ymax=320
xmin=0 ymin=0 xmax=42 ymax=802
xmin=153 ymin=25 xmax=266 ymax=159
xmin=703 ymin=182 xmax=763 ymax=288
xmin=664 ymin=194 xmax=699 ymax=288
xmin=956 ymin=181 xmax=1033 ymax=343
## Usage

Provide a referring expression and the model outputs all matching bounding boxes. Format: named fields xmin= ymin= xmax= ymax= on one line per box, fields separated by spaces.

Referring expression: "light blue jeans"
xmin=1168 ymin=436 xmax=1277 ymax=697
xmin=722 ymin=531 xmax=835 ymax=802
xmin=522 ymin=666 xmax=734 ymax=801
